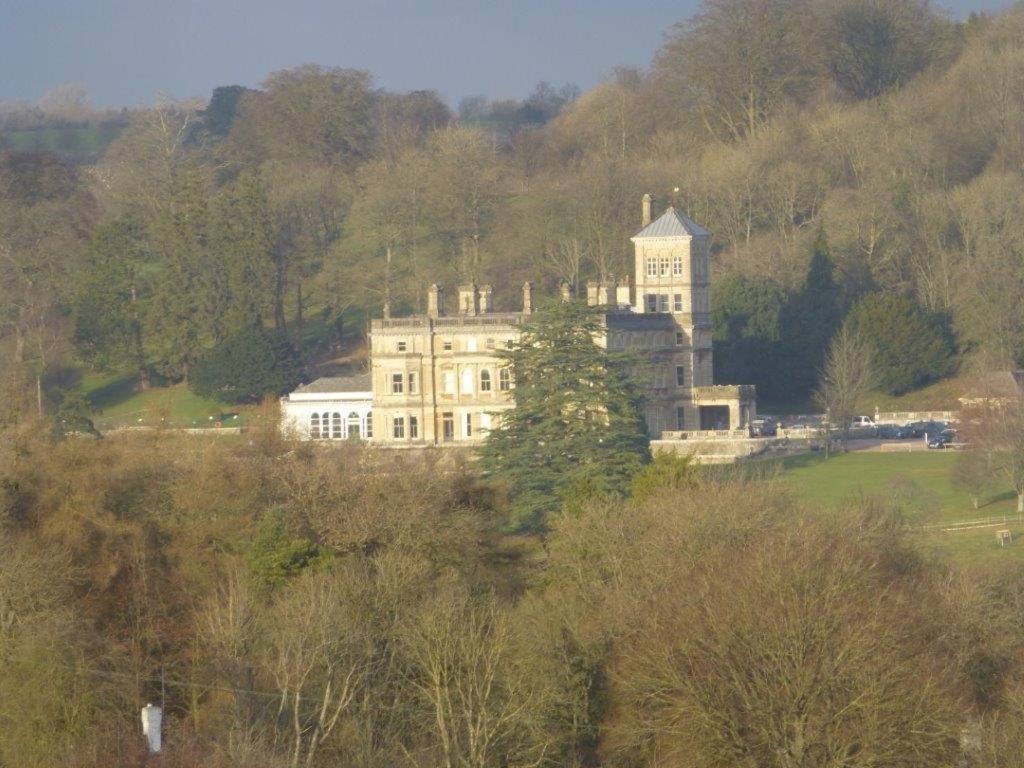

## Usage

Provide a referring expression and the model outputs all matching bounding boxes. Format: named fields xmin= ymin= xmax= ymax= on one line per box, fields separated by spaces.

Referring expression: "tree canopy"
xmin=188 ymin=324 xmax=303 ymax=404
xmin=478 ymin=301 xmax=650 ymax=528
xmin=844 ymin=292 xmax=955 ymax=394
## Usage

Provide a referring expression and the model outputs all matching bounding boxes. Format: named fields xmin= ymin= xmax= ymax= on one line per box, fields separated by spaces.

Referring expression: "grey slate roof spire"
xmin=633 ymin=205 xmax=711 ymax=239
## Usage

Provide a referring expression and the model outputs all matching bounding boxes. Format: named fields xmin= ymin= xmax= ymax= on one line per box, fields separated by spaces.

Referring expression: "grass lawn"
xmin=776 ymin=451 xmax=1024 ymax=566
xmin=82 ymin=371 xmax=251 ymax=429
xmin=856 ymin=373 xmax=968 ymax=413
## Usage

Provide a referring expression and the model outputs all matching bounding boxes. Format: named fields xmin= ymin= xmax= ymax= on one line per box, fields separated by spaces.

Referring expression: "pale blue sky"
xmin=0 ymin=0 xmax=1015 ymax=108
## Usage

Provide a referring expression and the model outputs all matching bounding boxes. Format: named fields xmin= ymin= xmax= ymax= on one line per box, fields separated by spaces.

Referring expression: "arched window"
xmin=347 ymin=411 xmax=361 ymax=439
xmin=310 ymin=413 xmax=321 ymax=439
xmin=499 ymin=368 xmax=512 ymax=391
xmin=331 ymin=412 xmax=342 ymax=439
xmin=480 ymin=370 xmax=492 ymax=392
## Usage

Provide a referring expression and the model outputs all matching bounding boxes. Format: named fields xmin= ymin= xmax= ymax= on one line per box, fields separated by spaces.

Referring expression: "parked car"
xmin=749 ymin=418 xmax=778 ymax=437
xmin=927 ymin=429 xmax=956 ymax=449
xmin=905 ymin=421 xmax=927 ymax=438
xmin=850 ymin=415 xmax=876 ymax=428
xmin=877 ymin=424 xmax=911 ymax=439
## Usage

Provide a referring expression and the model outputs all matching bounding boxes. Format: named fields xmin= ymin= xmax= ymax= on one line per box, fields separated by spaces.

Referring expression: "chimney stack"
xmin=586 ymin=281 xmax=600 ymax=307
xmin=477 ymin=284 xmax=493 ymax=313
xmin=641 ymin=193 xmax=652 ymax=227
xmin=560 ymin=282 xmax=572 ymax=302
xmin=522 ymin=282 xmax=533 ymax=315
xmin=458 ymin=283 xmax=478 ymax=316
xmin=427 ymin=284 xmax=444 ymax=318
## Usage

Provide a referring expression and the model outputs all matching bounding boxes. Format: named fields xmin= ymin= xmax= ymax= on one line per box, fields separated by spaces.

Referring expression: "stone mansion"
xmin=281 ymin=195 xmax=756 ymax=445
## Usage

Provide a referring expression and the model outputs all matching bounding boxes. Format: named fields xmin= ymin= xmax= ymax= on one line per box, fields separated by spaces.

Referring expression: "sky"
xmin=0 ymin=0 xmax=1017 ymax=109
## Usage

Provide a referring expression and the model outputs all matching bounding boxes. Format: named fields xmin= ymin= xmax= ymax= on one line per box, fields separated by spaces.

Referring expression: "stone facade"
xmin=369 ymin=309 xmax=521 ymax=445
xmin=367 ymin=197 xmax=756 ymax=445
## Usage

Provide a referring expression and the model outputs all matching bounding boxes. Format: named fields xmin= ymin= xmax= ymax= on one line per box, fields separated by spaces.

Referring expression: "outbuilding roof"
xmin=633 ymin=206 xmax=711 ymax=239
xmin=294 ymin=373 xmax=372 ymax=394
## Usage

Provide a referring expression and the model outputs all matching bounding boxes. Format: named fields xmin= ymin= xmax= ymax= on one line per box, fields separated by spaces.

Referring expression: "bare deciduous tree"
xmin=816 ymin=325 xmax=877 ymax=453
xmin=262 ymin=568 xmax=374 ymax=768
xmin=607 ymin=521 xmax=963 ymax=768
xmin=402 ymin=586 xmax=552 ymax=768
xmin=959 ymin=378 xmax=1024 ymax=514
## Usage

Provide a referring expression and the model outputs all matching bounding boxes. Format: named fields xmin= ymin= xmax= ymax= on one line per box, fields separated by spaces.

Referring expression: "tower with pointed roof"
xmin=630 ymin=200 xmax=716 ymax=427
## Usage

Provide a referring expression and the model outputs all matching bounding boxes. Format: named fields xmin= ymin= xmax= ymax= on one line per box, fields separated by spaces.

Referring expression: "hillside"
xmin=4 ymin=2 xmax=1024 ymax=416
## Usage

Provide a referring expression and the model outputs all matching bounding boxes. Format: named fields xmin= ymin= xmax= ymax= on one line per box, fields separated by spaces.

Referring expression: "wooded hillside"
xmin=4 ymin=0 xmax=1024 ymax=416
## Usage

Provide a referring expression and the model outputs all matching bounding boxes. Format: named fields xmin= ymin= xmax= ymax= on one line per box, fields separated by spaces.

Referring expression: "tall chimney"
xmin=586 ymin=281 xmax=600 ymax=307
xmin=427 ymin=284 xmax=444 ymax=318
xmin=641 ymin=193 xmax=652 ymax=227
xmin=522 ymin=282 xmax=533 ymax=315
xmin=477 ymin=284 xmax=493 ymax=313
xmin=560 ymin=282 xmax=572 ymax=302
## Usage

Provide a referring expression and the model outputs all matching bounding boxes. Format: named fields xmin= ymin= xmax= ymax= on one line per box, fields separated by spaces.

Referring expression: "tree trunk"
xmin=274 ymin=255 xmax=288 ymax=331
xmin=295 ymin=280 xmax=304 ymax=354
xmin=383 ymin=245 xmax=392 ymax=319
xmin=1017 ymin=492 xmax=1023 ymax=514
xmin=13 ymin=327 xmax=25 ymax=365
xmin=35 ymin=372 xmax=43 ymax=419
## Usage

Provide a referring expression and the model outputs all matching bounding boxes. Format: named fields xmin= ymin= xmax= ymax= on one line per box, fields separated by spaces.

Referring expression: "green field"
xmin=83 ymin=371 xmax=250 ymax=429
xmin=777 ymin=452 xmax=1024 ymax=565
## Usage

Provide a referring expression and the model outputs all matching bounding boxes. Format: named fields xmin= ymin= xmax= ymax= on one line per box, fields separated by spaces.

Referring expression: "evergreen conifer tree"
xmin=785 ymin=227 xmax=842 ymax=395
xmin=189 ymin=324 xmax=303 ymax=404
xmin=478 ymin=301 xmax=650 ymax=528
xmin=73 ymin=217 xmax=151 ymax=388
xmin=844 ymin=293 xmax=955 ymax=394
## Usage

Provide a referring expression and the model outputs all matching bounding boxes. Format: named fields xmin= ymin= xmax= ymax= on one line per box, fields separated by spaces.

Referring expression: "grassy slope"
xmin=856 ymin=373 xmax=969 ymax=413
xmin=83 ymin=371 xmax=249 ymax=429
xmin=778 ymin=452 xmax=1024 ymax=566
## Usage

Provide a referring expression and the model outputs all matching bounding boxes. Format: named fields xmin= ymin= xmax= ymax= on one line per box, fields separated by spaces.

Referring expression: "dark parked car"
xmin=904 ymin=421 xmax=927 ymax=438
xmin=877 ymin=424 xmax=908 ymax=439
xmin=927 ymin=429 xmax=956 ymax=449
xmin=749 ymin=418 xmax=778 ymax=437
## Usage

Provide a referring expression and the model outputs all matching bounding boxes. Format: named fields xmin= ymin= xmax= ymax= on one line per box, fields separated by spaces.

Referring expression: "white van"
xmin=850 ymin=415 xmax=876 ymax=428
